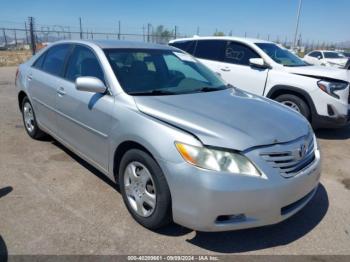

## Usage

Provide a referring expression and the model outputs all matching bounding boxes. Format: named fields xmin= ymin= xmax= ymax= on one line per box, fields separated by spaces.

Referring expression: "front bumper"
xmin=312 ymin=109 xmax=350 ymax=129
xmin=158 ymin=145 xmax=321 ymax=232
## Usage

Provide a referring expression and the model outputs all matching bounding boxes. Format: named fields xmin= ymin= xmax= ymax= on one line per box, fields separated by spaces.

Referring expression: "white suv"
xmin=169 ymin=37 xmax=350 ymax=128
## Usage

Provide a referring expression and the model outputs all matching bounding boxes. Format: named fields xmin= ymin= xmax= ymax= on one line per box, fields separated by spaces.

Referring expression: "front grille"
xmin=260 ymin=133 xmax=315 ymax=178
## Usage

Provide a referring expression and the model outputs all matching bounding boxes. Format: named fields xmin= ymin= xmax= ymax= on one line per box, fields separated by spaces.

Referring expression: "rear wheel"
xmin=119 ymin=149 xmax=172 ymax=229
xmin=275 ymin=94 xmax=310 ymax=120
xmin=21 ymin=97 xmax=46 ymax=139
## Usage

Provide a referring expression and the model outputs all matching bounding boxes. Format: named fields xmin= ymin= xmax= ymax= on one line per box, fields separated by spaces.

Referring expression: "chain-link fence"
xmin=1 ymin=18 xmax=349 ymax=56
xmin=0 ymin=19 xmax=182 ymax=55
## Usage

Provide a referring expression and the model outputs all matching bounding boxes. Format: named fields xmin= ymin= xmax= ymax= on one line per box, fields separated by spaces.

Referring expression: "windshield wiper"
xmin=195 ymin=86 xmax=227 ymax=93
xmin=128 ymin=89 xmax=176 ymax=96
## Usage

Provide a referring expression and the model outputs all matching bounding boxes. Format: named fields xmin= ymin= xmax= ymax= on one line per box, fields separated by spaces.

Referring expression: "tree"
xmin=213 ymin=31 xmax=225 ymax=36
xmin=153 ymin=25 xmax=173 ymax=44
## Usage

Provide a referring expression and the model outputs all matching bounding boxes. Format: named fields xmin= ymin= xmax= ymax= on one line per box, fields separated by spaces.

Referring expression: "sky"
xmin=1 ymin=0 xmax=349 ymax=43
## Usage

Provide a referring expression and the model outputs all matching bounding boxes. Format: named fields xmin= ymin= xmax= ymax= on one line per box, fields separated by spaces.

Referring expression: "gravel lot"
xmin=0 ymin=66 xmax=350 ymax=256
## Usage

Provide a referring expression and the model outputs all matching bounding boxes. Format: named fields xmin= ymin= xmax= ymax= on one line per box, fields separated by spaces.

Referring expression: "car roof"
xmin=169 ymin=36 xmax=272 ymax=44
xmin=50 ymin=39 xmax=176 ymax=50
xmin=312 ymin=50 xmax=340 ymax=52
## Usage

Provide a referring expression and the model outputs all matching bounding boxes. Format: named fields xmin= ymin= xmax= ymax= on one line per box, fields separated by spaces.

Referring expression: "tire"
xmin=275 ymin=94 xmax=310 ymax=120
xmin=119 ymin=149 xmax=172 ymax=229
xmin=21 ymin=97 xmax=46 ymax=139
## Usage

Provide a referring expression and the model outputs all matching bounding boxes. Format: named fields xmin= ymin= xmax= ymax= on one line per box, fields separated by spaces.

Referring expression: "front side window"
xmin=323 ymin=52 xmax=346 ymax=59
xmin=313 ymin=51 xmax=322 ymax=58
xmin=194 ymin=40 xmax=226 ymax=61
xmin=224 ymin=41 xmax=260 ymax=66
xmin=65 ymin=45 xmax=104 ymax=82
xmin=104 ymin=48 xmax=226 ymax=95
xmin=41 ymin=44 xmax=71 ymax=76
xmin=256 ymin=43 xmax=308 ymax=67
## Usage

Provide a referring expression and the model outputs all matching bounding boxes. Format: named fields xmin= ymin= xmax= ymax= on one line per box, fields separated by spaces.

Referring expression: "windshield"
xmin=324 ymin=52 xmax=345 ymax=59
xmin=104 ymin=48 xmax=227 ymax=96
xmin=256 ymin=43 xmax=308 ymax=67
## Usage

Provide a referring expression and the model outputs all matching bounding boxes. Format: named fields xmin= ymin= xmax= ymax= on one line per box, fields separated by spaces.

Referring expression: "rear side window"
xmin=194 ymin=40 xmax=226 ymax=61
xmin=170 ymin=41 xmax=196 ymax=54
xmin=224 ymin=41 xmax=260 ymax=66
xmin=42 ymin=44 xmax=71 ymax=76
xmin=65 ymin=45 xmax=104 ymax=82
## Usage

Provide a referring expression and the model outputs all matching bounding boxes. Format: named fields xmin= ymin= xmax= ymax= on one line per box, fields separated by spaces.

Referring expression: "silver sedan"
xmin=16 ymin=40 xmax=321 ymax=231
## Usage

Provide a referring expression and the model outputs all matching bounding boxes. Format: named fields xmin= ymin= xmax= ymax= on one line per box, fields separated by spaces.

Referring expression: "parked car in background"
xmin=339 ymin=51 xmax=350 ymax=59
xmin=16 ymin=40 xmax=321 ymax=232
xmin=169 ymin=37 xmax=350 ymax=128
xmin=304 ymin=50 xmax=348 ymax=68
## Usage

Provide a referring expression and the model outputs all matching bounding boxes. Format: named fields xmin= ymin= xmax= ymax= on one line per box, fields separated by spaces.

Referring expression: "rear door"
xmin=55 ymin=44 xmax=114 ymax=172
xmin=192 ymin=40 xmax=227 ymax=76
xmin=28 ymin=44 xmax=72 ymax=133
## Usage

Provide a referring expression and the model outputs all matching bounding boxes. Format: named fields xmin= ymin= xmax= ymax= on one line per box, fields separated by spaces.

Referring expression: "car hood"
xmin=283 ymin=65 xmax=350 ymax=82
xmin=134 ymin=89 xmax=309 ymax=151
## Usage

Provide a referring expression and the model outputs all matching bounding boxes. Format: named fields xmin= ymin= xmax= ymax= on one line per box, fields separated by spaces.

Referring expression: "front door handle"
xmin=27 ymin=74 xmax=33 ymax=81
xmin=220 ymin=67 xmax=231 ymax=72
xmin=57 ymin=87 xmax=66 ymax=96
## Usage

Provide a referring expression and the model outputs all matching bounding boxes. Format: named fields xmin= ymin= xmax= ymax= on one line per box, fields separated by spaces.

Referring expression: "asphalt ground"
xmin=0 ymin=66 xmax=350 ymax=256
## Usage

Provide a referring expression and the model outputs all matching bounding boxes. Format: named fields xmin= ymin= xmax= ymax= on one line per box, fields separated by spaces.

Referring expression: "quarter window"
xmin=32 ymin=52 xmax=47 ymax=69
xmin=65 ymin=45 xmax=105 ymax=82
xmin=170 ymin=41 xmax=196 ymax=54
xmin=194 ymin=40 xmax=226 ymax=61
xmin=41 ymin=44 xmax=71 ymax=76
xmin=224 ymin=41 xmax=260 ymax=66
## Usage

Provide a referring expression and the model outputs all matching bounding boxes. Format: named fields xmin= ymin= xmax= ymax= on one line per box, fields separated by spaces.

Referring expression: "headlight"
xmin=175 ymin=142 xmax=261 ymax=176
xmin=317 ymin=80 xmax=348 ymax=99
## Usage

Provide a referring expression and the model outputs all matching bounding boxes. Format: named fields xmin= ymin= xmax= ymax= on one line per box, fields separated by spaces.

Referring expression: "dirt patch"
xmin=0 ymin=50 xmax=32 ymax=67
xmin=49 ymin=153 xmax=71 ymax=162
xmin=341 ymin=179 xmax=350 ymax=190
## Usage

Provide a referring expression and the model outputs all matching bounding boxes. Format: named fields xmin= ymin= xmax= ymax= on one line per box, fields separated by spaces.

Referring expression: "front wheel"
xmin=275 ymin=94 xmax=310 ymax=120
xmin=119 ymin=149 xmax=172 ymax=229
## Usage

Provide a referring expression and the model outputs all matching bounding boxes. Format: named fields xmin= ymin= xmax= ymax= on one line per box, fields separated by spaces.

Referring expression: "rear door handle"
xmin=220 ymin=67 xmax=231 ymax=72
xmin=27 ymin=74 xmax=33 ymax=81
xmin=57 ymin=87 xmax=66 ymax=96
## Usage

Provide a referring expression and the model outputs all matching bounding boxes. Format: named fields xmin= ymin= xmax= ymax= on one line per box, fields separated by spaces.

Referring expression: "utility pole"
xmin=142 ymin=25 xmax=145 ymax=42
xmin=24 ymin=22 xmax=29 ymax=44
xmin=2 ymin=28 xmax=7 ymax=47
xmin=14 ymin=29 xmax=17 ymax=46
xmin=196 ymin=26 xmax=200 ymax=35
xmin=28 ymin=17 xmax=36 ymax=55
xmin=174 ymin=25 xmax=177 ymax=39
xmin=147 ymin=23 xmax=151 ymax=42
xmin=118 ymin=20 xmax=121 ymax=40
xmin=293 ymin=0 xmax=303 ymax=50
xmin=79 ymin=17 xmax=83 ymax=40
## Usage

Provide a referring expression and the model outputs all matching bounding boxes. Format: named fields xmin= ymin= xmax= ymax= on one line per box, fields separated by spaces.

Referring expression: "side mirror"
xmin=249 ymin=58 xmax=270 ymax=69
xmin=317 ymin=56 xmax=322 ymax=60
xmin=75 ymin=77 xmax=107 ymax=93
